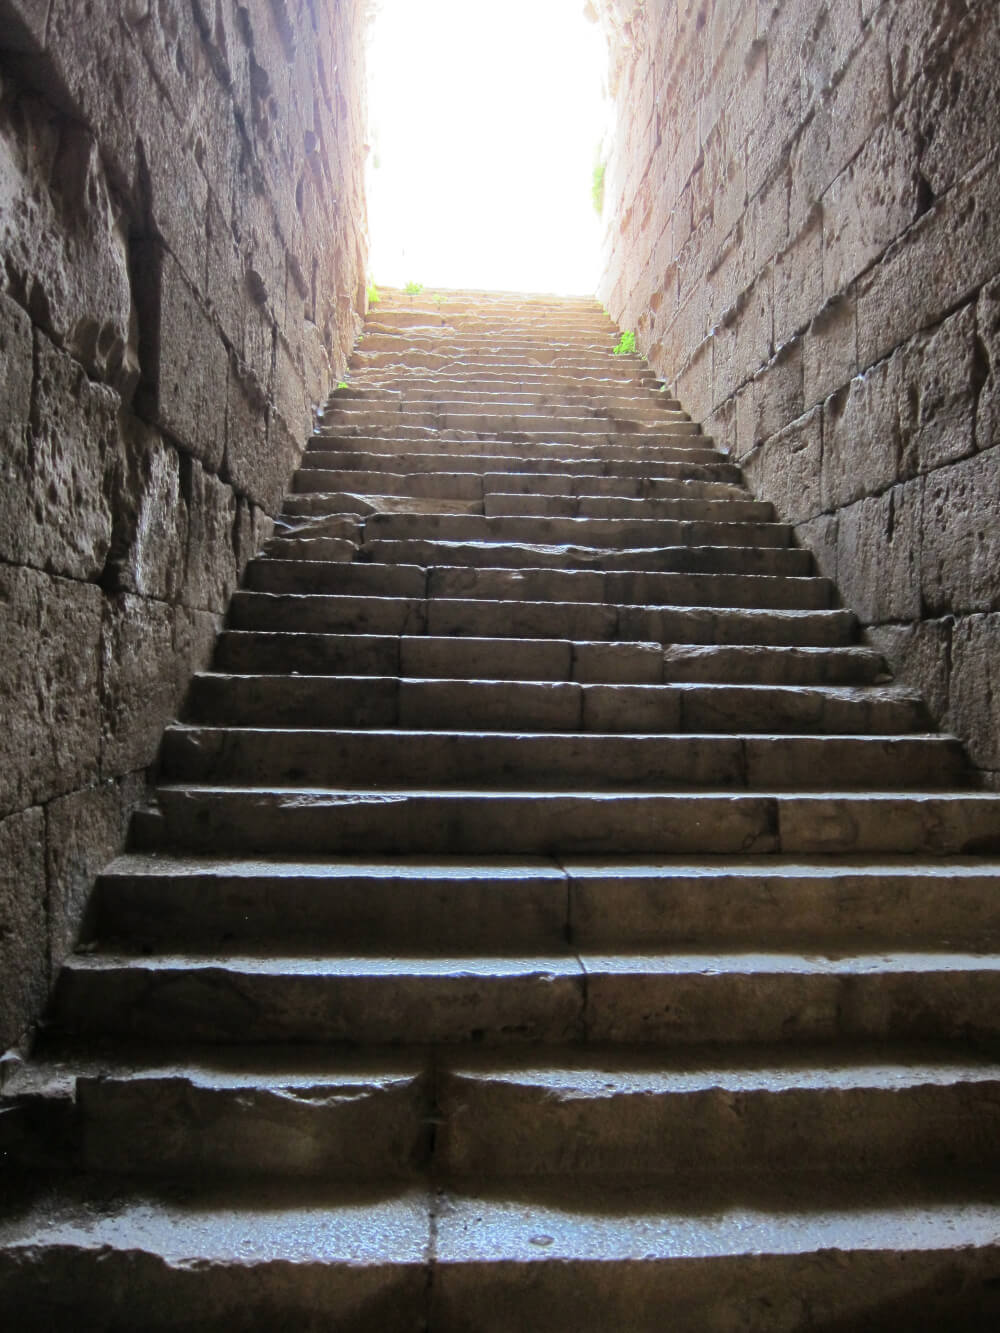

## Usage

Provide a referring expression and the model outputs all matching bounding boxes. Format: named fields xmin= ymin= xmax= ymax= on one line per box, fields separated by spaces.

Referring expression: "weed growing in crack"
xmin=613 ymin=330 xmax=637 ymax=356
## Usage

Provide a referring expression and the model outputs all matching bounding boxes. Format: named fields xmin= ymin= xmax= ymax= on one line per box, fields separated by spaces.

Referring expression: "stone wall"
xmin=596 ymin=0 xmax=1000 ymax=784
xmin=0 ymin=0 xmax=368 ymax=1050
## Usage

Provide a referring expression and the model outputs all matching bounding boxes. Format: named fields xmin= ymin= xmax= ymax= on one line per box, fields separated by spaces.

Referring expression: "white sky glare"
xmin=365 ymin=0 xmax=609 ymax=295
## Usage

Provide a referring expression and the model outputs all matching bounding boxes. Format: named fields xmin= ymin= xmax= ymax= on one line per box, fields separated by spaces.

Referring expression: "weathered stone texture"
xmin=0 ymin=567 xmax=102 ymax=818
xmin=597 ymin=0 xmax=1000 ymax=776
xmin=0 ymin=0 xmax=368 ymax=1043
xmin=0 ymin=807 xmax=47 ymax=1051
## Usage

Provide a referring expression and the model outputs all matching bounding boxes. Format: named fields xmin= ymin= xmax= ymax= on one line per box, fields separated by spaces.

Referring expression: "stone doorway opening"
xmin=364 ymin=0 xmax=608 ymax=295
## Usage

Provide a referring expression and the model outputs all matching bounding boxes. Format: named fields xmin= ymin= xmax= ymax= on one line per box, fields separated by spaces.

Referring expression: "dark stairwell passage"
xmin=3 ymin=289 xmax=1000 ymax=1329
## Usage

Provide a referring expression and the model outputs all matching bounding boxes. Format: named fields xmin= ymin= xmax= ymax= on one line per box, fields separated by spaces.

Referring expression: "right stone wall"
xmin=596 ymin=0 xmax=1000 ymax=784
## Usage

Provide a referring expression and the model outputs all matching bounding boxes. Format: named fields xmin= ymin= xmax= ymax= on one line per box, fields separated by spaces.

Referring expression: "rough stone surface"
xmin=0 ymin=806 xmax=47 ymax=1051
xmin=0 ymin=0 xmax=369 ymax=1042
xmin=596 ymin=0 xmax=1000 ymax=776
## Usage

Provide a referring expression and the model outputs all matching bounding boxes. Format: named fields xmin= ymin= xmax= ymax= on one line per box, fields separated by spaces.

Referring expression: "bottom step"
xmin=2 ymin=1174 xmax=999 ymax=1331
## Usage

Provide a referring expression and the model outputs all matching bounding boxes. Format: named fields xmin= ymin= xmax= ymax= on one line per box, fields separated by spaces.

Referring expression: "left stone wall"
xmin=0 ymin=0 xmax=369 ymax=1051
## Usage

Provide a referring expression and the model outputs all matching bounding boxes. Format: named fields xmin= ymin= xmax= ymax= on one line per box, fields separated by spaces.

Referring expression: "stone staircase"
xmin=3 ymin=288 xmax=1000 ymax=1329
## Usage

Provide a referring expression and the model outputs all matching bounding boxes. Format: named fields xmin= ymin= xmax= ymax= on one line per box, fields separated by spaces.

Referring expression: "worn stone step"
xmin=212 ymin=632 xmax=666 ymax=683
xmin=91 ymin=855 xmax=571 ymax=952
xmin=4 ymin=1173 xmax=1000 ymax=1331
xmin=183 ymin=675 xmax=927 ymax=736
xmin=228 ymin=591 xmax=857 ymax=647
xmin=308 ymin=435 xmax=710 ymax=463
xmin=358 ymin=540 xmax=813 ymax=576
xmin=327 ymin=387 xmax=686 ymax=414
xmin=0 ymin=1175 xmax=431 ymax=1332
xmin=349 ymin=348 xmax=662 ymax=377
xmin=304 ymin=447 xmax=728 ymax=477
xmin=162 ymin=726 xmax=964 ymax=790
xmin=323 ymin=404 xmax=699 ymax=431
xmin=282 ymin=492 xmax=486 ymax=520
xmin=565 ymin=856 xmax=1000 ymax=949
xmin=661 ymin=643 xmax=889 ymax=683
xmin=10 ymin=1041 xmax=1000 ymax=1185
xmin=50 ymin=945 xmax=1000 ymax=1045
xmin=245 ymin=560 xmax=835 ymax=612
xmin=359 ymin=511 xmax=786 ymax=543
xmin=142 ymin=786 xmax=1000 ymax=857
xmin=293 ymin=469 xmax=743 ymax=503
xmin=481 ymin=493 xmax=773 ymax=522
xmin=88 ymin=854 xmax=1000 ymax=954
xmin=435 ymin=1044 xmax=1000 ymax=1178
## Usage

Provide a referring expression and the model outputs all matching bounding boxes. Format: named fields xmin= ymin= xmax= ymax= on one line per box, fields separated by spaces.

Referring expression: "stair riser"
xmin=211 ymin=633 xmax=880 ymax=688
xmin=76 ymin=1076 xmax=431 ymax=1179
xmin=437 ymin=1075 xmax=1000 ymax=1178
xmin=143 ymin=790 xmax=1000 ymax=857
xmin=162 ymin=729 xmax=963 ymax=789
xmin=212 ymin=633 xmax=665 ymax=683
xmin=293 ymin=470 xmax=744 ymax=502
xmin=322 ymin=410 xmax=702 ymax=434
xmin=227 ymin=593 xmax=858 ymax=647
xmin=245 ymin=562 xmax=835 ymax=612
xmin=305 ymin=450 xmax=727 ymax=477
xmin=360 ymin=514 xmax=785 ymax=543
xmin=94 ymin=865 xmax=1000 ymax=953
xmin=182 ymin=679 xmax=926 ymax=735
xmin=52 ymin=963 xmax=1000 ymax=1045
xmin=29 ymin=1074 xmax=1000 ymax=1184
xmin=355 ymin=541 xmax=813 ymax=576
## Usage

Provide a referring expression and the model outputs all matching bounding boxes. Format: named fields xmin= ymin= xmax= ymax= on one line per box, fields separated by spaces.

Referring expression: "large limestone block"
xmin=836 ymin=482 xmax=923 ymax=626
xmin=45 ymin=776 xmax=140 ymax=974
xmin=0 ymin=328 xmax=120 ymax=580
xmin=0 ymin=93 xmax=133 ymax=385
xmin=153 ymin=254 xmax=228 ymax=469
xmin=921 ymin=448 xmax=1000 ymax=615
xmin=0 ymin=806 xmax=47 ymax=1051
xmin=0 ymin=566 xmax=101 ymax=816
xmin=102 ymin=424 xmax=188 ymax=601
xmin=182 ymin=460 xmax=239 ymax=612
xmin=948 ymin=614 xmax=1000 ymax=773
xmin=99 ymin=592 xmax=177 ymax=775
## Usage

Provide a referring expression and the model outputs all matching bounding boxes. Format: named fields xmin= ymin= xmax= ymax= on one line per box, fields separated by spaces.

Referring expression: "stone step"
xmin=5 ymin=1174 xmax=1000 ymax=1331
xmin=327 ymin=387 xmax=686 ymax=413
xmin=349 ymin=350 xmax=661 ymax=380
xmin=88 ymin=854 xmax=1000 ymax=953
xmin=141 ymin=786 xmax=1000 ymax=857
xmin=294 ymin=469 xmax=744 ymax=503
xmin=661 ymin=642 xmax=889 ymax=683
xmin=212 ymin=632 xmax=884 ymax=687
xmin=355 ymin=539 xmax=813 ymax=576
xmin=344 ymin=373 xmax=675 ymax=399
xmin=323 ymin=402 xmax=696 ymax=428
xmin=162 ymin=726 xmax=963 ymax=790
xmin=329 ymin=422 xmax=711 ymax=449
xmin=50 ymin=944 xmax=1000 ymax=1045
xmin=284 ymin=494 xmax=781 ymax=528
xmin=304 ymin=447 xmax=727 ymax=476
xmin=9 ymin=1041 xmax=1000 ymax=1183
xmin=227 ymin=591 xmax=858 ymax=647
xmin=244 ymin=559 xmax=835 ymax=612
xmin=356 ymin=514 xmax=786 ymax=546
xmin=213 ymin=631 xmax=667 ymax=682
xmin=182 ymin=675 xmax=927 ymax=736
xmin=307 ymin=434 xmax=709 ymax=462
xmin=480 ymin=493 xmax=775 ymax=521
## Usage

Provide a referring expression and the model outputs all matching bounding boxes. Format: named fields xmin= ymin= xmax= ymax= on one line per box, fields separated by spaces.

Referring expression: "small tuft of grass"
xmin=336 ymin=381 xmax=349 ymax=390
xmin=404 ymin=280 xmax=424 ymax=296
xmin=613 ymin=330 xmax=637 ymax=356
xmin=432 ymin=293 xmax=446 ymax=306
xmin=367 ymin=281 xmax=380 ymax=307
xmin=592 ymin=162 xmax=606 ymax=216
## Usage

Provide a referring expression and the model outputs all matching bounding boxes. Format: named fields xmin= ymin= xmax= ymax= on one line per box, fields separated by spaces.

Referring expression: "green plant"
xmin=432 ymin=293 xmax=446 ymax=306
xmin=366 ymin=280 xmax=380 ymax=307
xmin=613 ymin=330 xmax=637 ymax=356
xmin=592 ymin=162 xmax=606 ymax=216
xmin=336 ymin=381 xmax=349 ymax=390
xmin=404 ymin=280 xmax=424 ymax=295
